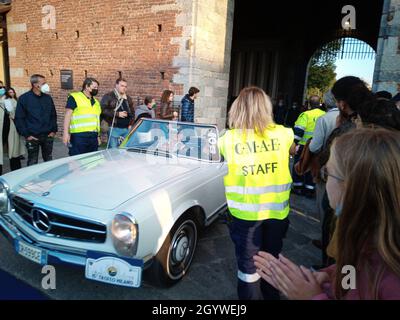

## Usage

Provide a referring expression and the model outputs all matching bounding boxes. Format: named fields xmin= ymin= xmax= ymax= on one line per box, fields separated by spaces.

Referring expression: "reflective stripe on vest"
xmin=294 ymin=125 xmax=305 ymax=141
xmin=73 ymin=114 xmax=99 ymax=120
xmin=225 ymin=183 xmax=292 ymax=195
xmin=227 ymin=199 xmax=289 ymax=212
xmin=69 ymin=92 xmax=101 ymax=134
xmin=294 ymin=109 xmax=326 ymax=145
xmin=218 ymin=126 xmax=294 ymax=221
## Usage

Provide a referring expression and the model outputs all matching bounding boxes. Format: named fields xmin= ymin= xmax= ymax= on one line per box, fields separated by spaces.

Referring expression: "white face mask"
xmin=40 ymin=83 xmax=50 ymax=94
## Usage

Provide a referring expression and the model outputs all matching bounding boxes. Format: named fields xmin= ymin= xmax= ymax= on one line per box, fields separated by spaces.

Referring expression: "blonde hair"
xmin=228 ymin=87 xmax=274 ymax=135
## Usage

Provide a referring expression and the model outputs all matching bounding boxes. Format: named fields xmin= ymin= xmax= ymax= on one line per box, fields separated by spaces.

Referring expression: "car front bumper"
xmin=0 ymin=213 xmax=152 ymax=270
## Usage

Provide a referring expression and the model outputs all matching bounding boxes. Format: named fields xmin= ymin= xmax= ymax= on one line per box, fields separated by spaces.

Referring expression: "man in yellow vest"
xmin=292 ymin=95 xmax=325 ymax=198
xmin=63 ymin=78 xmax=102 ymax=156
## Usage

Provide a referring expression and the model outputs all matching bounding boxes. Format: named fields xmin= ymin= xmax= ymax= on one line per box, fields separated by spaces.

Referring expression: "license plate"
xmin=15 ymin=240 xmax=48 ymax=265
xmin=85 ymin=256 xmax=142 ymax=288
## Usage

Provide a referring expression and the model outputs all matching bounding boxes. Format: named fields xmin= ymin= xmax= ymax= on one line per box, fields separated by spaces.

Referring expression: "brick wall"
xmin=7 ymin=0 xmax=185 ymax=134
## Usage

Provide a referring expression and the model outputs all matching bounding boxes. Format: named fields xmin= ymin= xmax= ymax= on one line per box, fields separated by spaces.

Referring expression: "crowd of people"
xmin=219 ymin=77 xmax=400 ymax=300
xmin=1 ymin=72 xmax=400 ymax=300
xmin=0 ymin=74 xmax=200 ymax=167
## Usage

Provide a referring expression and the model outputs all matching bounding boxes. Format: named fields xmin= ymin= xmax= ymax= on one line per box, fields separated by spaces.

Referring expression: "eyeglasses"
xmin=320 ymin=167 xmax=344 ymax=183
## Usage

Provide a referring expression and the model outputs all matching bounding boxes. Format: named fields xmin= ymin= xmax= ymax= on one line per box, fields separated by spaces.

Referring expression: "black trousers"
xmin=0 ymin=158 xmax=21 ymax=176
xmin=26 ymin=135 xmax=54 ymax=167
xmin=321 ymin=190 xmax=336 ymax=266
xmin=228 ymin=214 xmax=290 ymax=300
xmin=68 ymin=133 xmax=98 ymax=156
xmin=291 ymin=145 xmax=315 ymax=191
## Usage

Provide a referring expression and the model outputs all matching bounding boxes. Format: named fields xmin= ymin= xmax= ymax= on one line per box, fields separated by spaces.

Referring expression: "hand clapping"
xmin=253 ymin=252 xmax=326 ymax=300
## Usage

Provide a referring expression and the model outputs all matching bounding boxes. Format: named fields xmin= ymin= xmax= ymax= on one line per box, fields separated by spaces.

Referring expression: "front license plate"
xmin=15 ymin=240 xmax=48 ymax=265
xmin=85 ymin=257 xmax=142 ymax=288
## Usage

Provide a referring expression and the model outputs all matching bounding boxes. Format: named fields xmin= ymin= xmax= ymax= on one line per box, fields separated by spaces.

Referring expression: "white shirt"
xmin=4 ymin=98 xmax=17 ymax=114
xmin=309 ymin=108 xmax=340 ymax=153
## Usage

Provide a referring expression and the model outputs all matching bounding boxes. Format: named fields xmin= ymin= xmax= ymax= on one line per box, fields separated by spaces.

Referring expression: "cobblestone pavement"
xmin=0 ymin=140 xmax=321 ymax=300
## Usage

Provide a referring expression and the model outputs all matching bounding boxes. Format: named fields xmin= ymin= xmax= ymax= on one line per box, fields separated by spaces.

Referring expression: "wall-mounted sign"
xmin=60 ymin=69 xmax=73 ymax=90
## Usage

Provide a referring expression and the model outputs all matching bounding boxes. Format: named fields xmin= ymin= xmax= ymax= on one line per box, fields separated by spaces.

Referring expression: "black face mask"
xmin=91 ymin=89 xmax=98 ymax=97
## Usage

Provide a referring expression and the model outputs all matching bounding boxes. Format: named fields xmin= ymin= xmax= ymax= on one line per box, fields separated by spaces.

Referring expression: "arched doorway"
xmin=228 ymin=0 xmax=383 ymax=119
xmin=304 ymin=37 xmax=376 ymax=104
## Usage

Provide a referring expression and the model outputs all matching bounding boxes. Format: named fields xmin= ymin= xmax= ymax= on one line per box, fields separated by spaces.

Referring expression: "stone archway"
xmin=303 ymin=37 xmax=377 ymax=102
xmin=228 ymin=0 xmax=384 ymax=111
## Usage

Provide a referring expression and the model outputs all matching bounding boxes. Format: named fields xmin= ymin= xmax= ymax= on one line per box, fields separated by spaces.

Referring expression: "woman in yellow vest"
xmin=218 ymin=87 xmax=295 ymax=300
xmin=63 ymin=78 xmax=102 ymax=156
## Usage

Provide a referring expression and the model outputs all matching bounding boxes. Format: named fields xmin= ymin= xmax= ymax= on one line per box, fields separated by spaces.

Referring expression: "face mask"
xmin=335 ymin=204 xmax=343 ymax=217
xmin=40 ymin=83 xmax=50 ymax=94
xmin=91 ymin=89 xmax=98 ymax=97
xmin=0 ymin=88 xmax=5 ymax=96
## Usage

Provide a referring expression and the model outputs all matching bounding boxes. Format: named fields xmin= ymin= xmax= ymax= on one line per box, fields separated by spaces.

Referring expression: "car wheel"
xmin=147 ymin=215 xmax=198 ymax=287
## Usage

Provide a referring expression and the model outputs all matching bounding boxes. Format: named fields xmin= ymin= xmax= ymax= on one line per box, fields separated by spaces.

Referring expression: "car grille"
xmin=11 ymin=195 xmax=107 ymax=243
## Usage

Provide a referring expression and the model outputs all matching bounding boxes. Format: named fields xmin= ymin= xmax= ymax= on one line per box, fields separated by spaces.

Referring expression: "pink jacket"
xmin=313 ymin=253 xmax=400 ymax=300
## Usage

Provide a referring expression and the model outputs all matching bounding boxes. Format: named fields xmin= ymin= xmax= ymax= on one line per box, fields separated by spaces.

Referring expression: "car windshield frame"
xmin=119 ymin=119 xmax=221 ymax=163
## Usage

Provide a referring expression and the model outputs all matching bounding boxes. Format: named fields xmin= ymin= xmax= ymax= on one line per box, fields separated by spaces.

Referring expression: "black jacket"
xmin=15 ymin=90 xmax=58 ymax=138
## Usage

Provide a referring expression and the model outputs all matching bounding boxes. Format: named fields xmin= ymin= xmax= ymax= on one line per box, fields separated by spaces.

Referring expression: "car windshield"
xmin=120 ymin=119 xmax=221 ymax=162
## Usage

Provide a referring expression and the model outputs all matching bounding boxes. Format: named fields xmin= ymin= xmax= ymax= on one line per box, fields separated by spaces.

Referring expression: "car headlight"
xmin=0 ymin=181 xmax=10 ymax=214
xmin=111 ymin=213 xmax=138 ymax=257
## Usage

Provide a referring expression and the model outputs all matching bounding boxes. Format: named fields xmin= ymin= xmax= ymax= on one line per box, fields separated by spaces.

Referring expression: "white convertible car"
xmin=0 ymin=119 xmax=228 ymax=288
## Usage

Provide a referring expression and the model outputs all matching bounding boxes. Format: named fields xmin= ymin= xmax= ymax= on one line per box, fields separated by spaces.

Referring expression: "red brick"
xmin=7 ymin=0 xmax=184 ymax=134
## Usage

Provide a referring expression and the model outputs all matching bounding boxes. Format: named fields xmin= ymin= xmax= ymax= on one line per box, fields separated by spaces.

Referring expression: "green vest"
xmin=218 ymin=125 xmax=294 ymax=221
xmin=294 ymin=108 xmax=326 ymax=145
xmin=69 ymin=92 xmax=101 ymax=134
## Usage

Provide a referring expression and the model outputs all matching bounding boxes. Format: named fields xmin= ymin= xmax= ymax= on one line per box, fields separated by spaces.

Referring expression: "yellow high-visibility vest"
xmin=218 ymin=125 xmax=294 ymax=221
xmin=69 ymin=92 xmax=101 ymax=134
xmin=294 ymin=108 xmax=326 ymax=145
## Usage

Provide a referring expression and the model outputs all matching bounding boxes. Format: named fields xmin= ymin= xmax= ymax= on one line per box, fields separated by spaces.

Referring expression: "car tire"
xmin=146 ymin=215 xmax=199 ymax=287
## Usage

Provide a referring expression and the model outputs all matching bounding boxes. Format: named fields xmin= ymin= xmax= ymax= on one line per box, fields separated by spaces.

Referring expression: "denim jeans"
xmin=108 ymin=127 xmax=130 ymax=148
